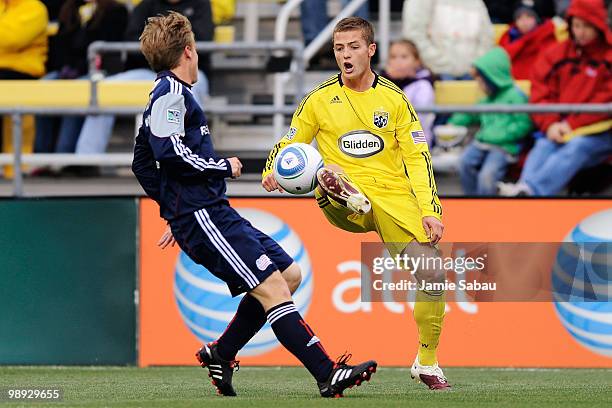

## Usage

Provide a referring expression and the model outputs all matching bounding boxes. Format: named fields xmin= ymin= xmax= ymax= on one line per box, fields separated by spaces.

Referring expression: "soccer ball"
xmin=273 ymin=143 xmax=323 ymax=194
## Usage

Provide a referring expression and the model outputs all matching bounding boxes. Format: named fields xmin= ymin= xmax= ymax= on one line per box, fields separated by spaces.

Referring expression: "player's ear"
xmin=368 ymin=42 xmax=377 ymax=58
xmin=184 ymin=44 xmax=195 ymax=60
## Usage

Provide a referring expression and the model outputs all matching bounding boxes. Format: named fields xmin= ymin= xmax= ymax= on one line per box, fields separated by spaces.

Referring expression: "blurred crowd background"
xmin=0 ymin=0 xmax=610 ymax=197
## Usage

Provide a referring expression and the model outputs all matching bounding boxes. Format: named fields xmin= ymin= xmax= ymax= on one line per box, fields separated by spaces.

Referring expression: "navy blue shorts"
xmin=170 ymin=204 xmax=294 ymax=296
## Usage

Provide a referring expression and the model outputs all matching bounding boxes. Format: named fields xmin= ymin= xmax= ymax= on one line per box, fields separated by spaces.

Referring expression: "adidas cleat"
xmin=410 ymin=357 xmax=451 ymax=391
xmin=318 ymin=353 xmax=377 ymax=398
xmin=316 ymin=166 xmax=371 ymax=215
xmin=195 ymin=342 xmax=239 ymax=396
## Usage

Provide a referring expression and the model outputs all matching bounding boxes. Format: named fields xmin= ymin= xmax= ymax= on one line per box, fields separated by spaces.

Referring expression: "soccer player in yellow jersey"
xmin=262 ymin=17 xmax=450 ymax=390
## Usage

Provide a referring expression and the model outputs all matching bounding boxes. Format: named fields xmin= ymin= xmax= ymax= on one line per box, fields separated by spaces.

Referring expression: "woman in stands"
xmin=382 ymin=39 xmax=436 ymax=147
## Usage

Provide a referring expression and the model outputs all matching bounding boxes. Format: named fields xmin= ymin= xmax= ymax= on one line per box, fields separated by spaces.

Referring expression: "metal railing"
xmin=274 ymin=0 xmax=390 ymax=67
xmin=87 ymin=40 xmax=306 ymax=106
xmin=272 ymin=0 xmax=391 ymax=137
xmin=1 ymin=103 xmax=610 ymax=197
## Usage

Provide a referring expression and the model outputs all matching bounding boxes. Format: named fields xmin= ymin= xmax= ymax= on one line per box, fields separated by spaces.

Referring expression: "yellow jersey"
xmin=263 ymin=73 xmax=442 ymax=220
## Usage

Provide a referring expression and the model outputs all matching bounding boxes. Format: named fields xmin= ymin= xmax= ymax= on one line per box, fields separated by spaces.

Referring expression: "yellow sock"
xmin=413 ymin=290 xmax=446 ymax=366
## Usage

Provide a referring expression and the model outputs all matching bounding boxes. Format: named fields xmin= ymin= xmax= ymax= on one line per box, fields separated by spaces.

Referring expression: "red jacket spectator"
xmin=499 ymin=19 xmax=558 ymax=79
xmin=530 ymin=0 xmax=612 ymax=132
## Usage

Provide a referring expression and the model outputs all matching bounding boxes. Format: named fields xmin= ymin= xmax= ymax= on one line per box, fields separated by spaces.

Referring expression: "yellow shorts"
xmin=315 ymin=182 xmax=429 ymax=256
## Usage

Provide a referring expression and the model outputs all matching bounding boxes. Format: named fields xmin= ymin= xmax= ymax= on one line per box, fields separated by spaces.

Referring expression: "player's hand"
xmin=262 ymin=173 xmax=285 ymax=193
xmin=422 ymin=216 xmax=444 ymax=245
xmin=157 ymin=225 xmax=176 ymax=249
xmin=227 ymin=157 xmax=242 ymax=178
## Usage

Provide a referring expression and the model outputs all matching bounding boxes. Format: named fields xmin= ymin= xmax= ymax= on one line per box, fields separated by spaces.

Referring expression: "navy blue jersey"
xmin=132 ymin=71 xmax=232 ymax=220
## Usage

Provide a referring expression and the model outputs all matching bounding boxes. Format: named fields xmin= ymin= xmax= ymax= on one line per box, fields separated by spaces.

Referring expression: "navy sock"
xmin=266 ymin=301 xmax=333 ymax=383
xmin=216 ymin=294 xmax=266 ymax=361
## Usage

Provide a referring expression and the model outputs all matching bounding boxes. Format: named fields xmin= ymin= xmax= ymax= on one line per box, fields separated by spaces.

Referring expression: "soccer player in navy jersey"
xmin=131 ymin=11 xmax=376 ymax=398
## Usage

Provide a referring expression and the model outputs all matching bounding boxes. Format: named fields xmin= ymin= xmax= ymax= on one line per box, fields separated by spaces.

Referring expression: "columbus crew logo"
xmin=373 ymin=110 xmax=389 ymax=129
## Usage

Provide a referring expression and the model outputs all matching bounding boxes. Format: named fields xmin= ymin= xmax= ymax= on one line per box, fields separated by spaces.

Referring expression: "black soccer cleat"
xmin=195 ymin=341 xmax=240 ymax=396
xmin=318 ymin=353 xmax=377 ymax=398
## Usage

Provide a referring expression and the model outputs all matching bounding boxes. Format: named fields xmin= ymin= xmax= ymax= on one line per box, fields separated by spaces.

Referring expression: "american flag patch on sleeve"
xmin=411 ymin=130 xmax=427 ymax=144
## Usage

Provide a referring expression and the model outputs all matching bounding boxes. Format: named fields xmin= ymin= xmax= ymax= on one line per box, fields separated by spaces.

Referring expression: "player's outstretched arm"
xmin=396 ymin=105 xmax=444 ymax=243
xmin=149 ymin=93 xmax=233 ymax=180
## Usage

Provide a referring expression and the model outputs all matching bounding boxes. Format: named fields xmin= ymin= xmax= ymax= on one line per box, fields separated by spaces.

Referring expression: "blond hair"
xmin=333 ymin=17 xmax=375 ymax=45
xmin=140 ymin=11 xmax=195 ymax=72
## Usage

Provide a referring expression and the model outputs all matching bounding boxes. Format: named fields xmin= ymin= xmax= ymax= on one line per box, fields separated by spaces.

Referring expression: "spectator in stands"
xmin=74 ymin=0 xmax=214 ymax=157
xmin=210 ymin=0 xmax=235 ymax=25
xmin=0 ymin=0 xmax=48 ymax=80
xmin=402 ymin=0 xmax=494 ymax=79
xmin=34 ymin=0 xmax=128 ymax=157
xmin=301 ymin=0 xmax=369 ymax=45
xmin=499 ymin=0 xmax=560 ymax=80
xmin=0 ymin=0 xmax=48 ymax=158
xmin=449 ymin=47 xmax=532 ymax=195
xmin=498 ymin=0 xmax=612 ymax=196
xmin=484 ymin=0 xmax=556 ymax=24
xmin=382 ymin=39 xmax=436 ymax=147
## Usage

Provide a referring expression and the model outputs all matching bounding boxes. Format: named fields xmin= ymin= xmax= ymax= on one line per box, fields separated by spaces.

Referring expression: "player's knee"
xmin=282 ymin=263 xmax=302 ymax=294
xmin=251 ymin=271 xmax=292 ymax=309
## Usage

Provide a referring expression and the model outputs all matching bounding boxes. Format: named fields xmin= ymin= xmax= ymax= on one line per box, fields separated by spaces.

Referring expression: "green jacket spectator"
xmin=449 ymin=47 xmax=532 ymax=195
xmin=448 ymin=47 xmax=532 ymax=156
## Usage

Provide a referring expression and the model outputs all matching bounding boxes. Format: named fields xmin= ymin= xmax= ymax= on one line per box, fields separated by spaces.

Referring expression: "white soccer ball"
xmin=273 ymin=143 xmax=323 ymax=195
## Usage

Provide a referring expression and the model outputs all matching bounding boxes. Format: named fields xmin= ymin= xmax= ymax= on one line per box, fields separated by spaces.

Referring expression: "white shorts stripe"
xmin=194 ymin=211 xmax=258 ymax=288
xmin=199 ymin=209 xmax=260 ymax=286
xmin=195 ymin=210 xmax=257 ymax=288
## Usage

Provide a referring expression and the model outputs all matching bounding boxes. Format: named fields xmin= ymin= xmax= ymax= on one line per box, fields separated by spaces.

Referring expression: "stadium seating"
xmin=435 ymin=80 xmax=531 ymax=105
xmin=0 ymin=80 xmax=151 ymax=107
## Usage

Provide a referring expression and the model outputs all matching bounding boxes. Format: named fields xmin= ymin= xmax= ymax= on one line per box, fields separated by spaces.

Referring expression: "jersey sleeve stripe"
xmin=420 ymin=151 xmax=442 ymax=215
xmin=170 ymin=134 xmax=228 ymax=172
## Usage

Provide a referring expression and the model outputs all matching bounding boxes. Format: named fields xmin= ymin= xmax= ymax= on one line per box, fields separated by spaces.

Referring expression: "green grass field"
xmin=1 ymin=366 xmax=611 ymax=407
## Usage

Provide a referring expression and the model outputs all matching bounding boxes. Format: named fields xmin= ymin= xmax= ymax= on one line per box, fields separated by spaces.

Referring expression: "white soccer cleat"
xmin=410 ymin=357 xmax=451 ymax=390
xmin=316 ymin=166 xmax=371 ymax=215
